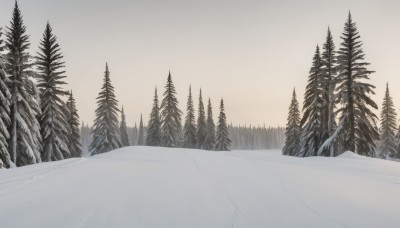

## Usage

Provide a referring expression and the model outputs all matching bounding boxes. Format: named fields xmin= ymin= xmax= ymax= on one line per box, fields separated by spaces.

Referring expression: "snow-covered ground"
xmin=0 ymin=147 xmax=400 ymax=228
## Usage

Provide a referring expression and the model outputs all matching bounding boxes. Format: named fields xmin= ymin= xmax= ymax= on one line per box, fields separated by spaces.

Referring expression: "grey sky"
xmin=1 ymin=0 xmax=399 ymax=127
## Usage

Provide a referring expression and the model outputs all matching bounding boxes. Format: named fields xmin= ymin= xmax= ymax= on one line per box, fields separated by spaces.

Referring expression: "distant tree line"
xmin=229 ymin=125 xmax=284 ymax=150
xmin=80 ymin=124 xmax=284 ymax=153
xmin=283 ymin=13 xmax=400 ymax=160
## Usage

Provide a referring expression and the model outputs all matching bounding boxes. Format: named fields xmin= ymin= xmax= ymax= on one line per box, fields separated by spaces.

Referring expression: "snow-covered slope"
xmin=1 ymin=147 xmax=400 ymax=228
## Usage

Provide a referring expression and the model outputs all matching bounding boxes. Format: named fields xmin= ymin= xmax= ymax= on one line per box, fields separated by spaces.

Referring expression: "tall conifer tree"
xmin=395 ymin=126 xmax=400 ymax=159
xmin=182 ymin=86 xmax=197 ymax=148
xmin=321 ymin=13 xmax=379 ymax=157
xmin=203 ymin=98 xmax=216 ymax=150
xmin=146 ymin=88 xmax=161 ymax=146
xmin=378 ymin=83 xmax=397 ymax=158
xmin=320 ymin=28 xmax=338 ymax=156
xmin=299 ymin=46 xmax=324 ymax=157
xmin=36 ymin=22 xmax=71 ymax=161
xmin=196 ymin=89 xmax=207 ymax=149
xmin=283 ymin=88 xmax=301 ymax=156
xmin=131 ymin=123 xmax=138 ymax=145
xmin=160 ymin=72 xmax=182 ymax=147
xmin=89 ymin=63 xmax=122 ymax=155
xmin=0 ymin=28 xmax=12 ymax=168
xmin=119 ymin=106 xmax=130 ymax=147
xmin=66 ymin=91 xmax=82 ymax=157
xmin=5 ymin=2 xmax=42 ymax=166
xmin=137 ymin=114 xmax=145 ymax=145
xmin=215 ymin=99 xmax=231 ymax=151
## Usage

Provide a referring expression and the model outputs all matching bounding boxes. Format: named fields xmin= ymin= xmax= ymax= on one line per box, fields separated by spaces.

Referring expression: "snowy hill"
xmin=1 ymin=147 xmax=400 ymax=228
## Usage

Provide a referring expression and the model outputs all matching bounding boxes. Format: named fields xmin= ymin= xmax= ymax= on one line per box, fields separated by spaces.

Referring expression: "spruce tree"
xmin=80 ymin=121 xmax=90 ymax=153
xmin=0 ymin=28 xmax=12 ymax=168
xmin=196 ymin=89 xmax=207 ymax=149
xmin=137 ymin=114 xmax=145 ymax=145
xmin=203 ymin=98 xmax=216 ymax=150
xmin=378 ymin=83 xmax=397 ymax=158
xmin=146 ymin=88 xmax=161 ymax=146
xmin=215 ymin=99 xmax=231 ymax=151
xmin=299 ymin=46 xmax=324 ymax=157
xmin=132 ymin=123 xmax=138 ymax=145
xmin=89 ymin=63 xmax=122 ymax=155
xmin=321 ymin=13 xmax=379 ymax=157
xmin=395 ymin=126 xmax=400 ymax=159
xmin=182 ymin=86 xmax=197 ymax=148
xmin=5 ymin=2 xmax=42 ymax=166
xmin=36 ymin=22 xmax=71 ymax=161
xmin=160 ymin=71 xmax=182 ymax=147
xmin=282 ymin=88 xmax=301 ymax=156
xmin=66 ymin=91 xmax=82 ymax=157
xmin=320 ymin=28 xmax=338 ymax=157
xmin=119 ymin=106 xmax=130 ymax=147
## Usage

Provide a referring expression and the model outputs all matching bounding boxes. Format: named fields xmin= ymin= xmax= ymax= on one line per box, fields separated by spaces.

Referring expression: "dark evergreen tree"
xmin=36 ymin=22 xmax=71 ymax=161
xmin=66 ymin=91 xmax=82 ymax=157
xmin=160 ymin=72 xmax=182 ymax=147
xmin=203 ymin=98 xmax=216 ymax=150
xmin=119 ymin=106 xmax=130 ymax=147
xmin=378 ymin=83 xmax=397 ymax=158
xmin=137 ymin=114 xmax=145 ymax=145
xmin=5 ymin=2 xmax=42 ymax=166
xmin=215 ymin=99 xmax=231 ymax=151
xmin=80 ymin=121 xmax=92 ymax=154
xmin=282 ymin=88 xmax=301 ymax=156
xmin=320 ymin=13 xmax=379 ymax=157
xmin=320 ymin=28 xmax=338 ymax=157
xmin=89 ymin=63 xmax=122 ymax=155
xmin=146 ymin=88 xmax=161 ymax=146
xmin=131 ymin=123 xmax=138 ymax=145
xmin=182 ymin=86 xmax=197 ymax=148
xmin=299 ymin=46 xmax=324 ymax=157
xmin=395 ymin=126 xmax=400 ymax=159
xmin=196 ymin=89 xmax=207 ymax=149
xmin=0 ymin=28 xmax=12 ymax=168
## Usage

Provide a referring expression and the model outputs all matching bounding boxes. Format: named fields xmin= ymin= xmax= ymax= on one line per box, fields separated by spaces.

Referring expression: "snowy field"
xmin=0 ymin=147 xmax=400 ymax=228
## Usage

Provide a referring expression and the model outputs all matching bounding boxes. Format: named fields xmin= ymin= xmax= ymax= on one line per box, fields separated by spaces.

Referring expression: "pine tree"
xmin=89 ymin=63 xmax=122 ymax=155
xmin=80 ymin=121 xmax=86 ymax=151
xmin=321 ymin=13 xmax=379 ymax=157
xmin=5 ymin=2 xmax=42 ymax=166
xmin=160 ymin=71 xmax=182 ymax=147
xmin=119 ymin=106 xmax=130 ymax=147
xmin=378 ymin=83 xmax=397 ymax=158
xmin=146 ymin=88 xmax=161 ymax=146
xmin=282 ymin=88 xmax=301 ymax=156
xmin=320 ymin=28 xmax=338 ymax=157
xmin=299 ymin=46 xmax=324 ymax=157
xmin=66 ymin=91 xmax=82 ymax=157
xmin=182 ymin=86 xmax=197 ymax=148
xmin=196 ymin=89 xmax=207 ymax=149
xmin=203 ymin=98 xmax=216 ymax=150
xmin=137 ymin=114 xmax=145 ymax=145
xmin=36 ymin=22 xmax=71 ymax=161
xmin=0 ymin=28 xmax=12 ymax=168
xmin=131 ymin=123 xmax=138 ymax=145
xmin=395 ymin=126 xmax=400 ymax=159
xmin=215 ymin=99 xmax=231 ymax=151
xmin=80 ymin=121 xmax=91 ymax=153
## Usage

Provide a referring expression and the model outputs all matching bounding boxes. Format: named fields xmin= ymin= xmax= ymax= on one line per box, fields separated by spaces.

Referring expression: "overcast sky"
xmin=1 ymin=0 xmax=399 ymax=127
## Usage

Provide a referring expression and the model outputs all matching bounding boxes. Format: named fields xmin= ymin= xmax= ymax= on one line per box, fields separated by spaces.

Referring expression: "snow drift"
xmin=0 ymin=147 xmax=400 ymax=228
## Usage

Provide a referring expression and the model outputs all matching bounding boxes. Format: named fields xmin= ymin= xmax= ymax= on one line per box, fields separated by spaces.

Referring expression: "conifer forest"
xmin=1 ymin=1 xmax=400 ymax=228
